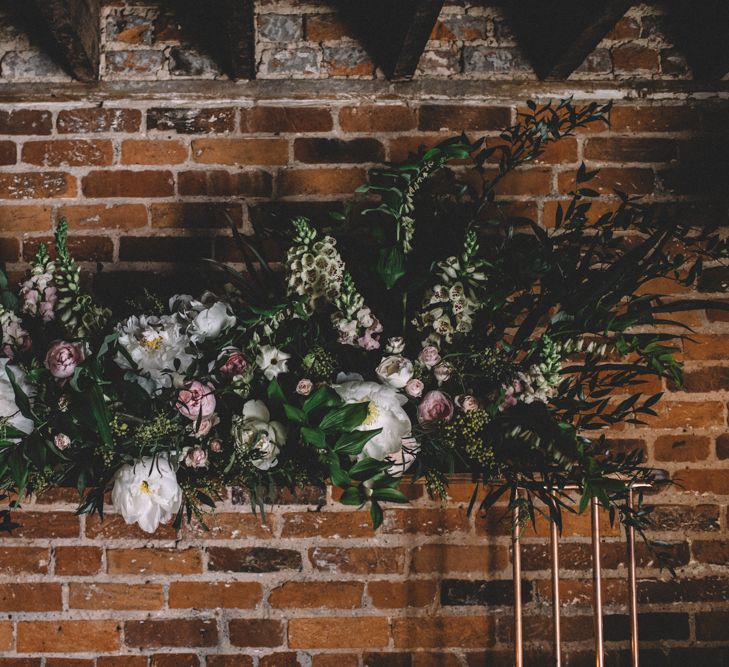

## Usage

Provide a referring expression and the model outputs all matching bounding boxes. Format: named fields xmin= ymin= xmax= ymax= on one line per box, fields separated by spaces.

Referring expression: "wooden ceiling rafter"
xmin=176 ymin=0 xmax=256 ymax=81
xmin=30 ymin=0 xmax=101 ymax=83
xmin=499 ymin=0 xmax=634 ymax=80
xmin=334 ymin=0 xmax=445 ymax=80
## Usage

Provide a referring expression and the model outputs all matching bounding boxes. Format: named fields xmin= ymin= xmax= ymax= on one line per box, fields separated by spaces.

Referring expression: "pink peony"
xmin=44 ymin=341 xmax=84 ymax=379
xmin=177 ymin=381 xmax=216 ymax=421
xmin=417 ymin=390 xmax=454 ymax=424
xmin=219 ymin=350 xmax=249 ymax=379
xmin=296 ymin=379 xmax=313 ymax=396
xmin=419 ymin=346 xmax=441 ymax=368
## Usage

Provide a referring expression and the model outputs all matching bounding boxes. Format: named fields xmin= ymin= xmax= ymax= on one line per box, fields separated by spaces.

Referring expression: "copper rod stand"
xmin=627 ymin=488 xmax=640 ymax=667
xmin=512 ymin=501 xmax=523 ymax=667
xmin=591 ymin=497 xmax=605 ymax=667
xmin=550 ymin=519 xmax=562 ymax=667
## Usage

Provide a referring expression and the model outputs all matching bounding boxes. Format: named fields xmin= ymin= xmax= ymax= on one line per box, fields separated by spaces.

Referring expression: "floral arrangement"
xmin=1 ymin=99 xmax=727 ymax=536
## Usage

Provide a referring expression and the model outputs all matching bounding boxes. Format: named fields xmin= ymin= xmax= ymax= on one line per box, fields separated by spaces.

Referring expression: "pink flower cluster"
xmin=177 ymin=381 xmax=218 ymax=437
xmin=20 ymin=273 xmax=57 ymax=323
xmin=336 ymin=307 xmax=383 ymax=350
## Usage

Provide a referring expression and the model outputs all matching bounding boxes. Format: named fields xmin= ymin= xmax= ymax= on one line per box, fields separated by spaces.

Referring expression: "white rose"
xmin=111 ymin=456 xmax=182 ymax=534
xmin=334 ymin=380 xmax=411 ymax=460
xmin=375 ymin=355 xmax=414 ymax=389
xmin=231 ymin=400 xmax=286 ymax=470
xmin=0 ymin=359 xmax=34 ymax=435
xmin=433 ymin=362 xmax=453 ymax=385
xmin=189 ymin=302 xmax=236 ymax=344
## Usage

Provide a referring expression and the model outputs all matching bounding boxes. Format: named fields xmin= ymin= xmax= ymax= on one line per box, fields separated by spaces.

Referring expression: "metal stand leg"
xmin=513 ymin=502 xmax=523 ymax=667
xmin=591 ymin=497 xmax=605 ymax=667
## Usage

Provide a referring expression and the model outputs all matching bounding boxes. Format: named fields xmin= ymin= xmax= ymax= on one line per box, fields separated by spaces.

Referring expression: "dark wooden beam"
xmin=659 ymin=0 xmax=729 ymax=80
xmin=501 ymin=0 xmax=632 ymax=80
xmin=336 ymin=0 xmax=445 ymax=80
xmin=175 ymin=0 xmax=255 ymax=80
xmin=31 ymin=0 xmax=100 ymax=82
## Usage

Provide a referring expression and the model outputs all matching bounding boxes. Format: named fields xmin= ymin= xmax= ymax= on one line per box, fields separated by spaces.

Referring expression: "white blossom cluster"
xmin=287 ymin=236 xmax=345 ymax=312
xmin=0 ymin=306 xmax=28 ymax=358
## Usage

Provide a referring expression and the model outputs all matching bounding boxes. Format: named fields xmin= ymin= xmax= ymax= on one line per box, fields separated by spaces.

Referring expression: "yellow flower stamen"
xmin=141 ymin=334 xmax=163 ymax=351
xmin=362 ymin=401 xmax=379 ymax=426
xmin=139 ymin=480 xmax=151 ymax=494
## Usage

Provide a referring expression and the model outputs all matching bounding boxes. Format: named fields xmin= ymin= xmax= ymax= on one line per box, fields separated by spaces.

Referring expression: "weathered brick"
xmin=125 ymin=619 xmax=218 ymax=648
xmin=228 ymin=619 xmax=285 ymax=647
xmin=654 ymin=434 xmax=711 ymax=461
xmin=309 ymin=547 xmax=406 ymax=574
xmin=69 ymin=582 xmax=164 ymax=610
xmin=368 ymin=580 xmax=437 ymax=608
xmin=558 ymin=168 xmax=655 ymax=195
xmin=82 ymin=170 xmax=174 ymax=197
xmin=57 ymin=108 xmax=142 ymax=133
xmin=419 ymin=105 xmax=511 ymax=131
xmin=0 ymin=140 xmax=16 ymax=164
xmin=289 ymin=617 xmax=390 ymax=649
xmin=23 ymin=235 xmax=113 ymax=262
xmin=121 ymin=139 xmax=188 ymax=164
xmin=306 ymin=14 xmax=352 ymax=41
xmin=604 ymin=612 xmax=689 ymax=642
xmin=696 ymin=611 xmax=729 ymax=640
xmin=192 ymin=138 xmax=289 ymax=165
xmin=382 ymin=508 xmax=470 ymax=535
xmin=717 ymin=433 xmax=729 ymax=460
xmin=22 ymin=139 xmax=113 ymax=166
xmin=613 ymin=45 xmax=660 ymax=72
xmin=269 ymin=581 xmax=363 ymax=609
xmin=54 ymin=546 xmax=103 ymax=575
xmin=0 ymin=109 xmax=52 ymax=134
xmin=0 ymin=204 xmax=51 ymax=231
xmin=441 ymin=579 xmax=530 ymax=606
xmin=282 ymin=510 xmax=374 ymax=538
xmin=0 ymin=546 xmax=49 ymax=573
xmin=207 ymin=658 xmax=254 ymax=667
xmin=147 ymin=107 xmax=236 ymax=134
xmin=149 ymin=655 xmax=199 ymax=667
xmin=411 ymin=544 xmax=508 ymax=574
xmin=208 ymin=546 xmax=302 ymax=573
xmin=393 ymin=617 xmax=491 ymax=648
xmin=0 ymin=582 xmax=62 ymax=611
xmin=650 ymin=505 xmax=720 ymax=532
xmin=241 ymin=106 xmax=333 ymax=133
xmin=277 ymin=168 xmax=365 ymax=196
xmin=178 ymin=170 xmax=272 ymax=197
xmin=17 ymin=621 xmax=121 ymax=653
xmin=340 ymin=105 xmax=416 ymax=132
xmin=610 ymin=106 xmax=700 ymax=133
xmin=2 ymin=510 xmax=79 ymax=538
xmin=150 ymin=202 xmax=242 ymax=228
xmin=59 ymin=203 xmax=148 ymax=230
xmin=584 ymin=137 xmax=677 ymax=162
xmin=107 ymin=548 xmax=203 ymax=574
xmin=0 ymin=172 xmax=76 ymax=199
xmin=641 ymin=400 xmax=724 ymax=429
xmin=169 ymin=581 xmax=263 ymax=608
xmin=294 ymin=137 xmax=384 ymax=163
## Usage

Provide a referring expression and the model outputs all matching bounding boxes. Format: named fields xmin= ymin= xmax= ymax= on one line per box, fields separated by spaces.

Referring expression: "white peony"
xmin=334 ymin=379 xmax=412 ymax=461
xmin=0 ymin=359 xmax=34 ymax=435
xmin=188 ymin=302 xmax=236 ymax=344
xmin=256 ymin=345 xmax=291 ymax=381
xmin=115 ymin=315 xmax=195 ymax=394
xmin=231 ymin=400 xmax=286 ymax=470
xmin=375 ymin=355 xmax=414 ymax=389
xmin=386 ymin=437 xmax=420 ymax=477
xmin=111 ymin=456 xmax=183 ymax=533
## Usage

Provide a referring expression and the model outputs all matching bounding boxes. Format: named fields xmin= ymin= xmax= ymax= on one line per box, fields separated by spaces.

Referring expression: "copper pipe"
xmin=591 ymin=497 xmax=605 ymax=667
xmin=513 ymin=501 xmax=523 ymax=667
xmin=550 ymin=519 xmax=562 ymax=667
xmin=627 ymin=488 xmax=639 ymax=667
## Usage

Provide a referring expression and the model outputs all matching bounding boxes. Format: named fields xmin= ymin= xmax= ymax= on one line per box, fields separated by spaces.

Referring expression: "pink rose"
xmin=405 ymin=378 xmax=424 ymax=398
xmin=219 ymin=350 xmax=249 ymax=379
xmin=417 ymin=390 xmax=454 ymax=424
xmin=184 ymin=447 xmax=208 ymax=468
xmin=296 ymin=379 xmax=313 ymax=396
xmin=177 ymin=381 xmax=216 ymax=421
xmin=45 ymin=341 xmax=84 ymax=379
xmin=210 ymin=439 xmax=223 ymax=453
xmin=456 ymin=394 xmax=480 ymax=412
xmin=419 ymin=346 xmax=441 ymax=368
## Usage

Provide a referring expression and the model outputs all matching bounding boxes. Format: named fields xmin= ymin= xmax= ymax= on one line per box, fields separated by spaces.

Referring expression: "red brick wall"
xmin=1 ymin=1 xmax=729 ymax=665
